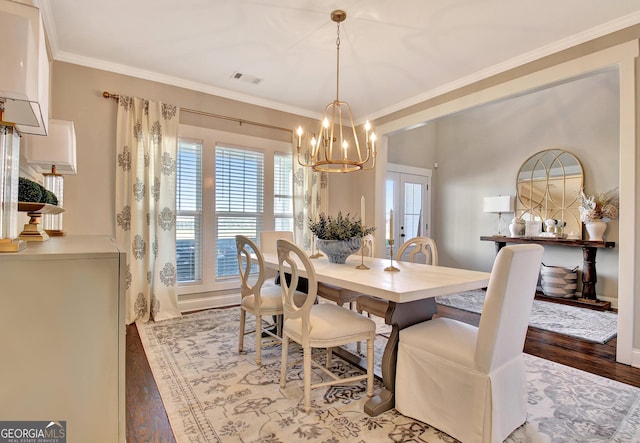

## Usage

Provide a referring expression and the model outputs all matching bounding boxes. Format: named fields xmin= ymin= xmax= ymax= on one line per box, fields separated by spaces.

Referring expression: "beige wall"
xmin=46 ymin=61 xmax=316 ymax=237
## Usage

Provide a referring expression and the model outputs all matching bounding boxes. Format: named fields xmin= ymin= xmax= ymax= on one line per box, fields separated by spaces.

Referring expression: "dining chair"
xmin=277 ymin=238 xmax=376 ymax=413
xmin=317 ymin=234 xmax=374 ymax=309
xmin=236 ymin=235 xmax=284 ymax=365
xmin=395 ymin=244 xmax=544 ymax=443
xmin=356 ymin=236 xmax=438 ymax=318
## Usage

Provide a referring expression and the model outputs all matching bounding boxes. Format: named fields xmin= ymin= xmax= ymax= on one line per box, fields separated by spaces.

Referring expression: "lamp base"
xmin=0 ymin=238 xmax=27 ymax=252
xmin=45 ymin=229 xmax=65 ymax=237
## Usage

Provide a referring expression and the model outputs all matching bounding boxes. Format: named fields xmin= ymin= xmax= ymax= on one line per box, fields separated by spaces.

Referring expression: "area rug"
xmin=436 ymin=290 xmax=618 ymax=344
xmin=137 ymin=307 xmax=640 ymax=443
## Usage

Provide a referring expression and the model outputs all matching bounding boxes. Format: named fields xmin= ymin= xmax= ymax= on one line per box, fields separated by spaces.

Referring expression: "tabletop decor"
xmin=309 ymin=212 xmax=375 ymax=264
xmin=578 ymin=188 xmax=619 ymax=241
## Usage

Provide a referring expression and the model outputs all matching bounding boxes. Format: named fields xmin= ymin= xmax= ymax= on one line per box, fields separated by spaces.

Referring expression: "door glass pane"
xmin=404 ymin=182 xmax=423 ymax=238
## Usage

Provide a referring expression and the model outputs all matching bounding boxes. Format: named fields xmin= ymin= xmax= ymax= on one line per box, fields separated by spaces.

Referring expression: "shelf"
xmin=480 ymin=235 xmax=615 ymax=249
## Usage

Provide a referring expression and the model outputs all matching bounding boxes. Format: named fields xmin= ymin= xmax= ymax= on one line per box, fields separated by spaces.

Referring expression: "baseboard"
xmin=178 ymin=293 xmax=240 ymax=313
xmin=631 ymin=349 xmax=640 ymax=369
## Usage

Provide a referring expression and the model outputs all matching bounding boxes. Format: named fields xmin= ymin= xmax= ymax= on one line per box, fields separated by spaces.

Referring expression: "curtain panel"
xmin=115 ymin=95 xmax=181 ymax=324
xmin=292 ymin=148 xmax=328 ymax=251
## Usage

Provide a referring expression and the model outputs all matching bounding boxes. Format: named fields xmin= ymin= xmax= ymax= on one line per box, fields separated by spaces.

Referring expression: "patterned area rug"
xmin=436 ymin=290 xmax=618 ymax=343
xmin=137 ymin=307 xmax=640 ymax=443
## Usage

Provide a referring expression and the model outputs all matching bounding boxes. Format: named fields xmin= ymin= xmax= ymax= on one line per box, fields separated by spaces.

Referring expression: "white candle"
xmin=361 ymin=195 xmax=366 ymax=227
xmin=389 ymin=209 xmax=394 ymax=240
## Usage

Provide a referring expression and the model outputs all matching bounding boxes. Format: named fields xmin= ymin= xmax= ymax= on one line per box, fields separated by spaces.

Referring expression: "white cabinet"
xmin=0 ymin=236 xmax=126 ymax=443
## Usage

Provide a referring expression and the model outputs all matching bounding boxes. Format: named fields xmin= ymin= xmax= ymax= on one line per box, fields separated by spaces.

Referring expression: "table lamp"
xmin=483 ymin=195 xmax=514 ymax=236
xmin=0 ymin=0 xmax=49 ymax=252
xmin=24 ymin=120 xmax=77 ymax=236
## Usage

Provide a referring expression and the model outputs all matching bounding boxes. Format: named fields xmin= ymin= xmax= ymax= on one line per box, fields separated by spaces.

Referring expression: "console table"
xmin=480 ymin=235 xmax=615 ymax=309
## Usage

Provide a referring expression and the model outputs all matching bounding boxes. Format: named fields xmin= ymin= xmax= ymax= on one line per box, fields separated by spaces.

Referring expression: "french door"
xmin=386 ymin=163 xmax=432 ymax=257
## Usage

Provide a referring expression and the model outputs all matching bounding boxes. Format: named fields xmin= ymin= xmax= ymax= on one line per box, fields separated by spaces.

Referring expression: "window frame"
xmin=177 ymin=124 xmax=293 ymax=295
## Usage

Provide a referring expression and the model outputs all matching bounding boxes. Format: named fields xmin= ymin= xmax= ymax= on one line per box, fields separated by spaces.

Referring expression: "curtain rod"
xmin=102 ymin=91 xmax=293 ymax=135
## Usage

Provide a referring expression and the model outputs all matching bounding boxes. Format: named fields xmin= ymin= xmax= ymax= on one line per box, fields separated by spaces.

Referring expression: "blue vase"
xmin=316 ymin=237 xmax=362 ymax=264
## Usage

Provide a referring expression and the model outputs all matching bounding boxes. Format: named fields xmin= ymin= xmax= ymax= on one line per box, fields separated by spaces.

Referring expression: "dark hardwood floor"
xmin=126 ymin=305 xmax=640 ymax=442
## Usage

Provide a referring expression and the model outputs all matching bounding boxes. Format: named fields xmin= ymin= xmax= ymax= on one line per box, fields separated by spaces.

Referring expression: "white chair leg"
xmin=239 ymin=309 xmax=246 ymax=352
xmin=304 ymin=345 xmax=312 ymax=413
xmin=255 ymin=314 xmax=262 ymax=365
xmin=366 ymin=334 xmax=374 ymax=397
xmin=280 ymin=335 xmax=289 ymax=388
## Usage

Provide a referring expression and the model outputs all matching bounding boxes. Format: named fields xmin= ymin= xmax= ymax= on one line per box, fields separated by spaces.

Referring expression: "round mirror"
xmin=515 ymin=149 xmax=584 ymax=236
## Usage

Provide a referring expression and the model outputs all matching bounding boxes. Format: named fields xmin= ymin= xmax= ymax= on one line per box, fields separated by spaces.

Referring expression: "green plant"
xmin=308 ymin=211 xmax=375 ymax=241
xmin=18 ymin=177 xmax=59 ymax=205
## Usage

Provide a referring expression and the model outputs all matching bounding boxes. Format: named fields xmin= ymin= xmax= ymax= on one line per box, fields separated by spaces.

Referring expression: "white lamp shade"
xmin=483 ymin=195 xmax=514 ymax=213
xmin=0 ymin=0 xmax=48 ymax=135
xmin=24 ymin=120 xmax=77 ymax=174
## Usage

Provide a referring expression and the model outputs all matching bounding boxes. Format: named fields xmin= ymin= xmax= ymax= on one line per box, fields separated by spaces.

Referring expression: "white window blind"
xmin=215 ymin=145 xmax=264 ymax=278
xmin=176 ymin=139 xmax=202 ymax=282
xmin=274 ymin=152 xmax=293 ymax=231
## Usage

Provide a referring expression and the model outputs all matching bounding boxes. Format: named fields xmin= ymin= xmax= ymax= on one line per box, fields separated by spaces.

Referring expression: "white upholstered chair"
xmin=357 ymin=236 xmax=438 ymax=318
xmin=277 ymin=239 xmax=376 ymax=413
xmin=395 ymin=244 xmax=544 ymax=443
xmin=317 ymin=234 xmax=374 ymax=309
xmin=236 ymin=235 xmax=283 ymax=365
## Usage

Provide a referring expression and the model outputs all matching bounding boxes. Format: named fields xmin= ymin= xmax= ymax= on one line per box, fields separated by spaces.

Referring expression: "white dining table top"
xmin=261 ymin=252 xmax=491 ymax=304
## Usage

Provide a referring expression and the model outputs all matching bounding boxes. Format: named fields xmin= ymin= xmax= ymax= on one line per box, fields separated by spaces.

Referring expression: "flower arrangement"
xmin=309 ymin=211 xmax=375 ymax=241
xmin=578 ymin=188 xmax=619 ymax=222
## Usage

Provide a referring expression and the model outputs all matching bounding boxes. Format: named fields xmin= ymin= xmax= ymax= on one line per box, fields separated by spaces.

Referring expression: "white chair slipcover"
xmin=277 ymin=239 xmax=376 ymax=413
xmin=395 ymin=244 xmax=544 ymax=443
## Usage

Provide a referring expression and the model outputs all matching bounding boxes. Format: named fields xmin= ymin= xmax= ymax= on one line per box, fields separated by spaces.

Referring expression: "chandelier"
xmin=296 ymin=10 xmax=376 ymax=173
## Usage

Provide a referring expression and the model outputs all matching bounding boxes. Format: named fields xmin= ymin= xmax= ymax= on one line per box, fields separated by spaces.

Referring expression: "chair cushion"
xmin=400 ymin=317 xmax=478 ymax=369
xmin=285 ymin=303 xmax=375 ymax=346
xmin=241 ymin=284 xmax=283 ymax=313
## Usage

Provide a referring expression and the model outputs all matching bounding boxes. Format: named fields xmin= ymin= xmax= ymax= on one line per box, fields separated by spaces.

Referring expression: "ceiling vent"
xmin=230 ymin=71 xmax=262 ymax=85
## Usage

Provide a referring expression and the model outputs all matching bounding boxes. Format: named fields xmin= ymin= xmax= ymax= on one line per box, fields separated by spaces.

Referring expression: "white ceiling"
xmin=36 ymin=0 xmax=640 ymax=122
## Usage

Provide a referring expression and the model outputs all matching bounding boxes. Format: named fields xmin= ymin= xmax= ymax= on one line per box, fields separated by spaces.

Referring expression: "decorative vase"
xmin=508 ymin=219 xmax=526 ymax=237
xmin=316 ymin=237 xmax=362 ymax=264
xmin=585 ymin=220 xmax=607 ymax=241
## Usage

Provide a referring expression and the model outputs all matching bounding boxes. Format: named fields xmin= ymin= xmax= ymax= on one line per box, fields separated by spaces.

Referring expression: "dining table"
xmin=261 ymin=251 xmax=491 ymax=417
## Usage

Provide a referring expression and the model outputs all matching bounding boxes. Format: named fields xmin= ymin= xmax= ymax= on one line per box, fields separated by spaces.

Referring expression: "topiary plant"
xmin=308 ymin=211 xmax=375 ymax=241
xmin=18 ymin=177 xmax=59 ymax=205
xmin=18 ymin=177 xmax=43 ymax=203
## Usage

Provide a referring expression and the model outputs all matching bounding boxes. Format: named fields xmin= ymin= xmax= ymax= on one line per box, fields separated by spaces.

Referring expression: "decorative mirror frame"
xmin=515 ymin=148 xmax=584 ymax=237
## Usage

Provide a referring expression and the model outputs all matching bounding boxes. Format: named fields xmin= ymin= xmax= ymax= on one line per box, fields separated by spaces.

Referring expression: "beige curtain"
xmin=115 ymin=95 xmax=181 ymax=324
xmin=292 ymin=146 xmax=328 ymax=250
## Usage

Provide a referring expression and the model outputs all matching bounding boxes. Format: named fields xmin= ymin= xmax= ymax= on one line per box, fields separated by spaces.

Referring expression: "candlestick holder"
xmin=384 ymin=239 xmax=400 ymax=272
xmin=310 ymin=236 xmax=323 ymax=259
xmin=355 ymin=232 xmax=369 ymax=270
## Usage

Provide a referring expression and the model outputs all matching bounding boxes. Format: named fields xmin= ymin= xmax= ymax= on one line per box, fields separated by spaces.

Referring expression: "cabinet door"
xmin=0 ymin=255 xmax=123 ymax=442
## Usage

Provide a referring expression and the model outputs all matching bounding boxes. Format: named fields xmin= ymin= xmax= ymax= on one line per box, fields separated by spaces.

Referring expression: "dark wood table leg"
xmin=580 ymin=246 xmax=598 ymax=300
xmin=364 ymin=298 xmax=438 ymax=416
xmin=494 ymin=240 xmax=507 ymax=254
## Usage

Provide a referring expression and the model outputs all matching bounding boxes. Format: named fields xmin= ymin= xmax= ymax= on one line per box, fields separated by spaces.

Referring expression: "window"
xmin=274 ymin=152 xmax=293 ymax=231
xmin=215 ymin=146 xmax=264 ymax=278
xmin=176 ymin=125 xmax=293 ymax=294
xmin=176 ymin=139 xmax=202 ymax=283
